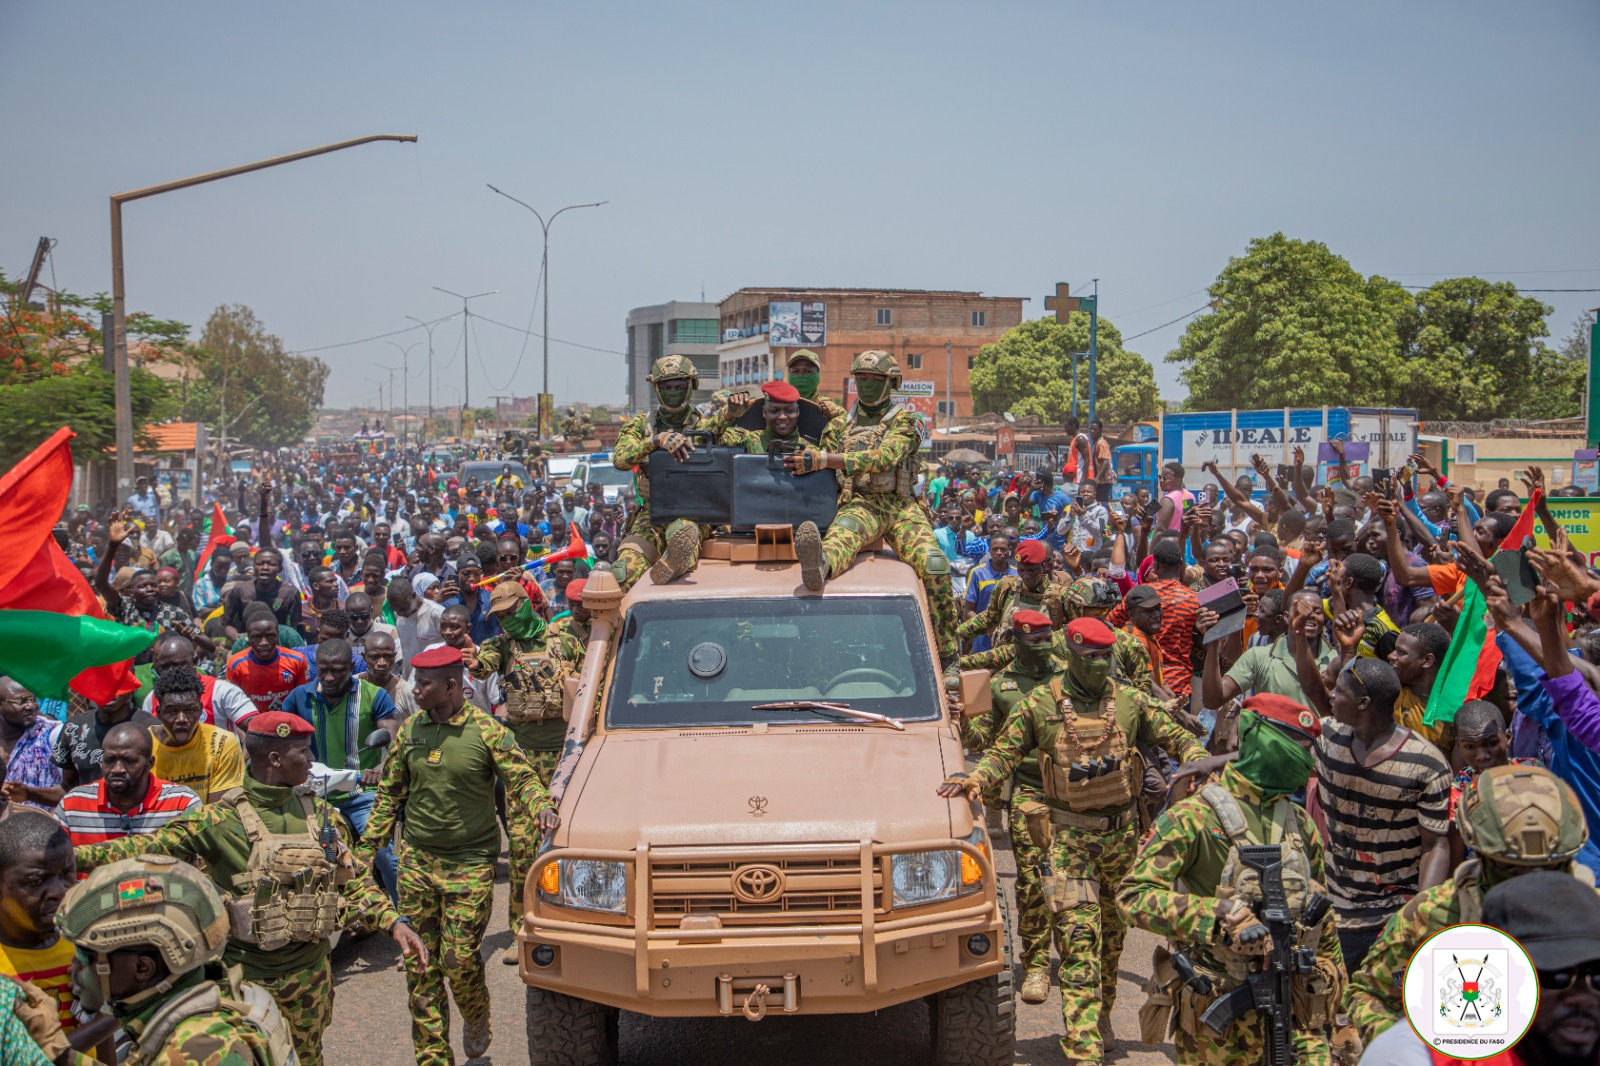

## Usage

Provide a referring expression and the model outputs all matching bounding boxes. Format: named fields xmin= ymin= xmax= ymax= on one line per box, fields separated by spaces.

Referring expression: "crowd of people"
xmin=0 ymin=346 xmax=1596 ymax=1066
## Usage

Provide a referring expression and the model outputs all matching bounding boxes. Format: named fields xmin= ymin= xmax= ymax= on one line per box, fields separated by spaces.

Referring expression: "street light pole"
xmin=109 ymin=133 xmax=417 ymax=496
xmin=404 ymin=315 xmax=448 ymax=438
xmin=383 ymin=342 xmax=417 ymax=448
xmin=432 ymin=287 xmax=496 ymax=441
xmin=485 ymin=186 xmax=607 ymax=437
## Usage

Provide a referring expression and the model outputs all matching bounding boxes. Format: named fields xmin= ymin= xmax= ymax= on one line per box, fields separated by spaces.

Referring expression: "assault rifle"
xmin=1198 ymin=844 xmax=1332 ymax=1066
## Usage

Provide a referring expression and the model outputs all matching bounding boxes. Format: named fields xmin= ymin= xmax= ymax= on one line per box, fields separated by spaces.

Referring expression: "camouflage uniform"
xmin=967 ymin=676 xmax=1208 ymax=1062
xmin=74 ymin=778 xmax=398 ymax=1066
xmin=1345 ymin=764 xmax=1594 ymax=1046
xmin=784 ymin=348 xmax=848 ymax=421
xmin=1117 ymin=764 xmax=1343 ymax=1065
xmin=610 ymin=355 xmax=712 ymax=592
xmin=360 ymin=703 xmax=551 ymax=1066
xmin=955 ymin=575 xmax=1069 ymax=669
xmin=961 ymin=624 xmax=1152 ymax=691
xmin=140 ymin=1008 xmax=283 ymax=1066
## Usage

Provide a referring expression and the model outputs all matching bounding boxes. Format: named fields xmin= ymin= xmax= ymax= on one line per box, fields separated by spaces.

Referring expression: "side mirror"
xmin=363 ymin=728 xmax=393 ymax=751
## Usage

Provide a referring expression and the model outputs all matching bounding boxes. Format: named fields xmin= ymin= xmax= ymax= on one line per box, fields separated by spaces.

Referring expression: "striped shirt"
xmin=1314 ymin=719 xmax=1452 ymax=930
xmin=53 ymin=775 xmax=202 ymax=846
xmin=0 ymin=938 xmax=78 ymax=1035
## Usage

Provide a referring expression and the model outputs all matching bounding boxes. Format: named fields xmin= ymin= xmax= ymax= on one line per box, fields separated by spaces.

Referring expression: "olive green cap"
xmin=788 ymin=349 xmax=820 ymax=368
xmin=1460 ymin=764 xmax=1589 ymax=865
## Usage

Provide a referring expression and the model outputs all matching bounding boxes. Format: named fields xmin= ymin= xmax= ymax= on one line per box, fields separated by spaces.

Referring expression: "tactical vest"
xmin=842 ymin=411 xmax=917 ymax=498
xmin=1448 ymin=857 xmax=1594 ymax=926
xmin=1037 ymin=678 xmax=1137 ymax=811
xmin=224 ymin=795 xmax=348 ymax=952
xmin=126 ymin=966 xmax=296 ymax=1066
xmin=499 ymin=641 xmax=568 ymax=724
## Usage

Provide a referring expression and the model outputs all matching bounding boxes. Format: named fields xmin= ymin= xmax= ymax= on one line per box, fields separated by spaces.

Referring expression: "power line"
xmin=1122 ymin=306 xmax=1211 ymax=341
xmin=292 ymin=312 xmax=457 ymax=354
xmin=472 ymin=313 xmax=627 ymax=356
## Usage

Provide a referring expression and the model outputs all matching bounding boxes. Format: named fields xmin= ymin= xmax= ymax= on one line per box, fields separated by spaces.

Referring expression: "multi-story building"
xmin=715 ymin=288 xmax=1025 ymax=421
xmin=624 ymin=301 xmax=720 ymax=410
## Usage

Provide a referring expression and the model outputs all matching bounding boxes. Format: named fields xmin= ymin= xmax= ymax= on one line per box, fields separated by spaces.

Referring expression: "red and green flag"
xmin=192 ymin=501 xmax=236 ymax=583
xmin=0 ymin=428 xmax=154 ymax=702
xmin=1424 ymin=489 xmax=1542 ymax=726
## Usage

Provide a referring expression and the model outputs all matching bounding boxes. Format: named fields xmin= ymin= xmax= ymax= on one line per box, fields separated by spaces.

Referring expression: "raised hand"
xmin=1520 ymin=466 xmax=1546 ymax=496
xmin=1293 ymin=444 xmax=1305 ymax=467
xmin=1332 ymin=609 xmax=1366 ymax=655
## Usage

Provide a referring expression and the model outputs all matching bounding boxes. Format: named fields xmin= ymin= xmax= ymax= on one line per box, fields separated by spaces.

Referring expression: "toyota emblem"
xmin=731 ymin=864 xmax=786 ymax=904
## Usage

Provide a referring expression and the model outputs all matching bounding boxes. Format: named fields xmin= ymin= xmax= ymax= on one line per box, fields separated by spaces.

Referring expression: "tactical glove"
xmin=9 ymin=976 xmax=70 ymax=1061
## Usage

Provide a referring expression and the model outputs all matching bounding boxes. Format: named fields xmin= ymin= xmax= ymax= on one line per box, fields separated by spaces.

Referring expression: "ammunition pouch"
xmin=1292 ymin=955 xmax=1343 ymax=1031
xmin=1017 ymin=798 xmax=1052 ymax=850
xmin=225 ymin=796 xmax=345 ymax=952
xmin=1139 ymin=945 xmax=1180 ymax=1045
xmin=500 ymin=648 xmax=568 ymax=724
xmin=842 ymin=415 xmax=918 ymax=499
xmin=1042 ymin=874 xmax=1097 ymax=915
xmin=1038 ymin=679 xmax=1136 ymax=812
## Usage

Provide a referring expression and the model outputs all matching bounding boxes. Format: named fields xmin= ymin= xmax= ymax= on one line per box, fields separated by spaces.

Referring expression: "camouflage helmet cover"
xmin=1065 ymin=576 xmax=1121 ymax=615
xmin=646 ymin=354 xmax=699 ymax=388
xmin=56 ymin=855 xmax=230 ymax=976
xmin=787 ymin=348 xmax=821 ymax=369
xmin=849 ymin=349 xmax=902 ymax=389
xmin=1459 ymin=764 xmax=1589 ymax=865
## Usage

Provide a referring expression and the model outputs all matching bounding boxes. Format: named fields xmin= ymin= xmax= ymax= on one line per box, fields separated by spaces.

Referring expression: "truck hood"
xmin=560 ymin=728 xmax=956 ymax=851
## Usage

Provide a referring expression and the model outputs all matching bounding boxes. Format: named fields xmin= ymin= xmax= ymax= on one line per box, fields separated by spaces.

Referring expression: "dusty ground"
xmin=324 ymin=839 xmax=1177 ymax=1066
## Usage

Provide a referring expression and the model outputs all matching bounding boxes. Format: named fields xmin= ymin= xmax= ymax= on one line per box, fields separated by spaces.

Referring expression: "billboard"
xmin=768 ymin=301 xmax=826 ymax=347
xmin=1536 ymin=500 xmax=1600 ymax=567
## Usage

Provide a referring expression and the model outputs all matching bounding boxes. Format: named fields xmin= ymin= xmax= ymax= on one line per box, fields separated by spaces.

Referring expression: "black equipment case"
xmin=647 ymin=432 xmax=737 ymax=524
xmin=730 ymin=443 xmax=839 ymax=531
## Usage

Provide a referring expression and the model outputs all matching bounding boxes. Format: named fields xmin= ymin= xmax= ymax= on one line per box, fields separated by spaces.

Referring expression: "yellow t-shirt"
xmin=0 ymin=936 xmax=79 ymax=1035
xmin=1394 ymin=686 xmax=1456 ymax=754
xmin=151 ymin=722 xmax=245 ymax=803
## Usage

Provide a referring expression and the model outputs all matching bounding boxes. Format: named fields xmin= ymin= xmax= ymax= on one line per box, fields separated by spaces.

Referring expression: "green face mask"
xmin=499 ymin=598 xmax=547 ymax=642
xmin=655 ymin=384 xmax=691 ymax=413
xmin=1062 ymin=650 xmax=1113 ymax=701
xmin=854 ymin=376 xmax=891 ymax=407
xmin=788 ymin=371 xmax=820 ymax=400
xmin=1014 ymin=639 xmax=1054 ymax=677
xmin=1233 ymin=711 xmax=1316 ymax=798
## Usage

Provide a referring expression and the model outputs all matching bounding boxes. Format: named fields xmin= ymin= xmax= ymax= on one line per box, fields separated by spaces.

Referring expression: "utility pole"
xmin=944 ymin=339 xmax=952 ymax=431
xmin=405 ymin=315 xmax=447 ymax=438
xmin=485 ymin=186 xmax=607 ymax=437
xmin=108 ymin=133 xmax=417 ymax=495
xmin=433 ymin=287 xmax=496 ymax=440
xmin=383 ymin=341 xmax=417 ymax=448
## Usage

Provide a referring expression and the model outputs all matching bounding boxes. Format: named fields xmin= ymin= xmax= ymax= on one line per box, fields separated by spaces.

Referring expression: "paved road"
xmin=324 ymin=842 xmax=1178 ymax=1065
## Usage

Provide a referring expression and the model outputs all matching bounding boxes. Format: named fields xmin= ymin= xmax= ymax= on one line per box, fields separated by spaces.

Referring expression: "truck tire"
xmin=928 ymin=891 xmax=1016 ymax=1066
xmin=525 ymin=985 xmax=618 ymax=1066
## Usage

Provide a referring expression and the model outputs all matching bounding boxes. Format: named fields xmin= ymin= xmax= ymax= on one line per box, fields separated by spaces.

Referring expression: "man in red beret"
xmin=939 ymin=614 xmax=1209 ymax=1063
xmin=717 ymin=378 xmax=823 ymax=455
xmin=72 ymin=710 xmax=426 ymax=1066
xmin=956 ymin=537 xmax=1069 ymax=670
xmin=1118 ymin=693 xmax=1348 ymax=1065
xmin=357 ymin=642 xmax=557 ymax=1063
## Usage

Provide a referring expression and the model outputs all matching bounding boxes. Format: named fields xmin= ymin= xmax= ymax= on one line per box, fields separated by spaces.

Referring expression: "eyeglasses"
xmin=347 ymin=612 xmax=372 ymax=621
xmin=1539 ymin=966 xmax=1600 ymax=992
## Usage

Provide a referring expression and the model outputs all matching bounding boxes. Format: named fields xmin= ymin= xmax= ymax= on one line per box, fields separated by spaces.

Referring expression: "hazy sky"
xmin=4 ymin=2 xmax=1597 ymax=411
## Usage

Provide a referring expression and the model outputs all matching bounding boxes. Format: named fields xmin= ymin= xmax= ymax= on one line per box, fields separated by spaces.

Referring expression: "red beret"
xmin=1064 ymin=617 xmax=1116 ymax=650
xmin=244 ymin=712 xmax=314 ymax=739
xmin=1243 ymin=694 xmax=1321 ymax=739
xmin=1015 ymin=540 xmax=1047 ymax=565
xmin=762 ymin=380 xmax=801 ymax=403
xmin=1012 ymin=609 xmax=1052 ymax=634
xmin=566 ymin=578 xmax=587 ymax=602
xmin=411 ymin=645 xmax=464 ymax=670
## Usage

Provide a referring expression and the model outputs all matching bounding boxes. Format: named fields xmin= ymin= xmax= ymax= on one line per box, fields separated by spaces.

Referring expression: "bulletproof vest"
xmin=498 ymin=641 xmax=568 ymax=724
xmin=126 ymin=966 xmax=296 ymax=1066
xmin=842 ymin=410 xmax=917 ymax=498
xmin=224 ymin=795 xmax=348 ymax=951
xmin=1037 ymin=678 xmax=1137 ymax=811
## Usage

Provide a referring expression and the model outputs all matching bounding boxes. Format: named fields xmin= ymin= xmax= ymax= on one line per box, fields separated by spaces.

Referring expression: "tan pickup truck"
xmin=518 ymin=535 xmax=1013 ymax=1065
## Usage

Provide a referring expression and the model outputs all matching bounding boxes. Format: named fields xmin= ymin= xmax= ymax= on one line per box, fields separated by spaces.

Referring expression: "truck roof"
xmin=621 ymin=540 xmax=927 ymax=605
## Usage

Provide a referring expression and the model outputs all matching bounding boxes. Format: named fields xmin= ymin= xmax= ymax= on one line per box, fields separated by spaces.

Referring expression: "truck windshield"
xmin=606 ymin=596 xmax=940 ymax=729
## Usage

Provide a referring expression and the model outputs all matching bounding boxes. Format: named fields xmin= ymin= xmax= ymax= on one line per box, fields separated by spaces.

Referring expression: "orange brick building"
xmin=715 ymin=288 xmax=1026 ymax=421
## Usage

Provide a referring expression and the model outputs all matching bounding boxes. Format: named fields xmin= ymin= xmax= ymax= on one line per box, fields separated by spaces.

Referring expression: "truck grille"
xmin=650 ymin=853 xmax=885 ymax=925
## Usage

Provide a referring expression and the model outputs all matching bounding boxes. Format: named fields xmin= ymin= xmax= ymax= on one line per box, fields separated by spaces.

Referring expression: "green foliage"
xmin=970 ymin=315 xmax=1160 ymax=425
xmin=1166 ymin=233 xmax=1406 ymax=410
xmin=181 ymin=305 xmax=329 ymax=450
xmin=0 ymin=368 xmax=174 ymax=472
xmin=1394 ymin=278 xmax=1553 ymax=421
xmin=1523 ymin=313 xmax=1593 ymax=420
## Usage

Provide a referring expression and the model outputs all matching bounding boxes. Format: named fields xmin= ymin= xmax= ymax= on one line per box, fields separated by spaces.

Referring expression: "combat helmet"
xmin=1065 ymin=576 xmax=1121 ymax=618
xmin=56 ymin=855 xmax=229 ymax=1006
xmin=849 ymin=349 xmax=902 ymax=390
xmin=646 ymin=354 xmax=699 ymax=389
xmin=1459 ymin=764 xmax=1589 ymax=866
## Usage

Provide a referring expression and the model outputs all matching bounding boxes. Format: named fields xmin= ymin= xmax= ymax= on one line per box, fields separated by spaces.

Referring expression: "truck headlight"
xmin=541 ymin=860 xmax=627 ymax=913
xmin=891 ymin=850 xmax=958 ymax=906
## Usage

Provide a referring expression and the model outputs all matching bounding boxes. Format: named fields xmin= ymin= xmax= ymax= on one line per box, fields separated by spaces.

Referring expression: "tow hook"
xmin=742 ymin=983 xmax=770 ymax=1022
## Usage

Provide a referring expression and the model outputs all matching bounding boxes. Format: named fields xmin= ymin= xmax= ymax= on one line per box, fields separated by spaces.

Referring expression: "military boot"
xmin=464 ymin=1015 xmax=492 ymax=1059
xmin=650 ymin=522 xmax=700 ymax=584
xmin=795 ymin=520 xmax=825 ymax=592
xmin=1020 ymin=970 xmax=1050 ymax=1003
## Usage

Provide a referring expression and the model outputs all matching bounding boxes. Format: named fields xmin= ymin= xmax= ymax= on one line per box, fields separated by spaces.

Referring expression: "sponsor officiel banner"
xmin=1535 ymin=500 xmax=1600 ymax=565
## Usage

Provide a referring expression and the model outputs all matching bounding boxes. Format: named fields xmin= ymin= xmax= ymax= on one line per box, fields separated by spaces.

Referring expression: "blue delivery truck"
xmin=1113 ymin=406 xmax=1419 ymax=500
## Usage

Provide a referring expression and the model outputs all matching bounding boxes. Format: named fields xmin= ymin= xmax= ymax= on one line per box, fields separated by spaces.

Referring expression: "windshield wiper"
xmin=749 ymin=701 xmax=906 ymax=731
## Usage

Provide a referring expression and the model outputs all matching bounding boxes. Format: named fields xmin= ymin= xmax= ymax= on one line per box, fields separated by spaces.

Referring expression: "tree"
xmin=183 ymin=305 xmax=329 ymax=450
xmin=1394 ymin=278 xmax=1554 ymax=421
xmin=970 ymin=315 xmax=1160 ymax=425
xmin=1167 ymin=233 xmax=1407 ymax=410
xmin=1521 ymin=312 xmax=1593 ymax=421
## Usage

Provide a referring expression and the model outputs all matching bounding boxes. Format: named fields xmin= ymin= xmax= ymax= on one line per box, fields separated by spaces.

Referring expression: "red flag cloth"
xmin=1467 ymin=626 xmax=1502 ymax=701
xmin=1499 ymin=489 xmax=1541 ymax=553
xmin=0 ymin=429 xmax=139 ymax=703
xmin=0 ymin=426 xmax=75 ymax=591
xmin=192 ymin=502 xmax=236 ymax=583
